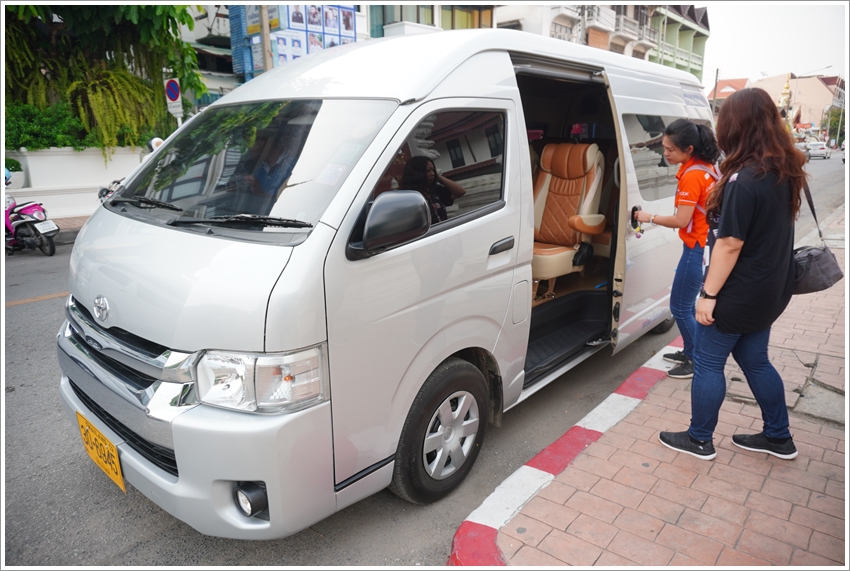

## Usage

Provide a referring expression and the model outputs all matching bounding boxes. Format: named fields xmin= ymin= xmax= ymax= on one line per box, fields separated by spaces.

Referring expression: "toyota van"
xmin=58 ymin=29 xmax=714 ymax=539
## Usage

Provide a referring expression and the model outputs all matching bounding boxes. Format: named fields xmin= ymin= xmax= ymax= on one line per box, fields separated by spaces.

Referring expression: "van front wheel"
xmin=389 ymin=358 xmax=488 ymax=505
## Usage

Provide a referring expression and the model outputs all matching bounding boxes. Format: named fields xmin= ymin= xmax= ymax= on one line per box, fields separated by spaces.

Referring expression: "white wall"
xmin=5 ymin=147 xmax=146 ymax=218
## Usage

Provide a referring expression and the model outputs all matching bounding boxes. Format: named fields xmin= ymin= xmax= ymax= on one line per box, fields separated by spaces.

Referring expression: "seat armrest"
xmin=568 ymin=214 xmax=606 ymax=235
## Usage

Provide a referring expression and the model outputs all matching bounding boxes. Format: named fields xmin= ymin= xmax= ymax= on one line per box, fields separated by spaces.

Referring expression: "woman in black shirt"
xmin=401 ymin=156 xmax=466 ymax=224
xmin=658 ymin=88 xmax=807 ymax=461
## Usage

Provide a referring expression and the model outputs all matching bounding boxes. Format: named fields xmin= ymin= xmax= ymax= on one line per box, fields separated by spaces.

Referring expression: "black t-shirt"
xmin=426 ymin=183 xmax=454 ymax=223
xmin=710 ymin=167 xmax=796 ymax=334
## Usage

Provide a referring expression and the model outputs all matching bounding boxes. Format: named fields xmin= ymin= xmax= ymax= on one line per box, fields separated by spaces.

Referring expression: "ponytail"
xmin=694 ymin=124 xmax=721 ymax=164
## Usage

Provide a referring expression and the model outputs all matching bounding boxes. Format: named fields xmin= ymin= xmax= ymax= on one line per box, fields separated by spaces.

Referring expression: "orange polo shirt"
xmin=675 ymin=157 xmax=717 ymax=248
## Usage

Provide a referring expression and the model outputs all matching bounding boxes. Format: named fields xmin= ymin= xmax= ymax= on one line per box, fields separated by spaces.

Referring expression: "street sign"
xmin=164 ymin=78 xmax=183 ymax=118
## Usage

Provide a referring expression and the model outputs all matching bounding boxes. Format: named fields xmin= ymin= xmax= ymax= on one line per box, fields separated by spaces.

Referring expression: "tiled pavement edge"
xmin=449 ymin=205 xmax=846 ymax=566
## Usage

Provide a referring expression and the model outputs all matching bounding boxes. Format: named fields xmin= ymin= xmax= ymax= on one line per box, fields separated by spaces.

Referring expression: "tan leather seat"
xmin=531 ymin=143 xmax=606 ymax=281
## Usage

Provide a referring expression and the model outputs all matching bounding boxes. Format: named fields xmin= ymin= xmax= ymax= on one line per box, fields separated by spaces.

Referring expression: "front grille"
xmin=72 ymin=297 xmax=169 ymax=359
xmin=70 ymin=380 xmax=179 ymax=477
xmin=66 ymin=324 xmax=157 ymax=391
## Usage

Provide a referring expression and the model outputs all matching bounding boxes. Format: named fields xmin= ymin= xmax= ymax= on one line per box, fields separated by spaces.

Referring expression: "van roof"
xmin=215 ymin=28 xmax=704 ymax=106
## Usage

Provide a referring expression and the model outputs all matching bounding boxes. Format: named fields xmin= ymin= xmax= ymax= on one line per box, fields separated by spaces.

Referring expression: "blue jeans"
xmin=671 ymin=243 xmax=704 ymax=360
xmin=689 ymin=325 xmax=791 ymax=442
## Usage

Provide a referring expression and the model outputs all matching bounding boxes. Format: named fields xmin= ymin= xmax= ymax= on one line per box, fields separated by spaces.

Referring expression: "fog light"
xmin=235 ymin=482 xmax=268 ymax=517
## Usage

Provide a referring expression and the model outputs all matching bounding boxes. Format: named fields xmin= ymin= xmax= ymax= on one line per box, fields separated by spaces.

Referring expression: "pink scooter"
xmin=5 ymin=169 xmax=59 ymax=256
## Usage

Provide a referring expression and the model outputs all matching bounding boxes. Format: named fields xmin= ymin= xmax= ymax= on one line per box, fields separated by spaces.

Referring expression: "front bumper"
xmin=57 ymin=321 xmax=337 ymax=540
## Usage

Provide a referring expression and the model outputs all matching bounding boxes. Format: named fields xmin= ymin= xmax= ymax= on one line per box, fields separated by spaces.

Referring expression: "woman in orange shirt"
xmin=634 ymin=119 xmax=720 ymax=379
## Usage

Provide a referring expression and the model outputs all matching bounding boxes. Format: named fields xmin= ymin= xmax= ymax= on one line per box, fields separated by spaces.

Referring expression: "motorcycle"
xmin=5 ymin=169 xmax=59 ymax=256
xmin=97 ymin=178 xmax=124 ymax=204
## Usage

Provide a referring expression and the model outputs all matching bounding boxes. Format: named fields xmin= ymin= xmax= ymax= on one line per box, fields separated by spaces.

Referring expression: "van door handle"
xmin=489 ymin=236 xmax=515 ymax=256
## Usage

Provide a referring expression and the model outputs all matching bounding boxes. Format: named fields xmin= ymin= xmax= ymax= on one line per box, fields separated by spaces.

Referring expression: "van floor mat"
xmin=523 ymin=320 xmax=607 ymax=388
xmin=523 ymin=290 xmax=609 ymax=388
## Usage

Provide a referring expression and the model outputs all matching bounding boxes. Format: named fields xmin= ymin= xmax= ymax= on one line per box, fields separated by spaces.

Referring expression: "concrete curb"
xmin=447 ymin=339 xmax=683 ymax=566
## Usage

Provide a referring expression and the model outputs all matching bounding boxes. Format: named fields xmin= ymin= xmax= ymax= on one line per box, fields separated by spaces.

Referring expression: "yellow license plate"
xmin=76 ymin=412 xmax=126 ymax=493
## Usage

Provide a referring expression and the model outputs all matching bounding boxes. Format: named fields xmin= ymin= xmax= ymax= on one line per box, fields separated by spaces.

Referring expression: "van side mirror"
xmin=346 ymin=190 xmax=431 ymax=260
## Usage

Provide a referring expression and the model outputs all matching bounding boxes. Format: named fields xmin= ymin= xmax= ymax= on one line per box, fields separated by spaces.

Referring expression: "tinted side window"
xmin=622 ymin=114 xmax=711 ymax=201
xmin=372 ymin=110 xmax=505 ymax=225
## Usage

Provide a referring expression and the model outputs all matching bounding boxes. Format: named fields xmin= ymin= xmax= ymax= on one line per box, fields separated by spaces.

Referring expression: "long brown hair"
xmin=707 ymin=88 xmax=806 ymax=219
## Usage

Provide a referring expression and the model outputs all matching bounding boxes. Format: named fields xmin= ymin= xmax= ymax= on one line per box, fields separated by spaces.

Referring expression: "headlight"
xmin=195 ymin=344 xmax=328 ymax=414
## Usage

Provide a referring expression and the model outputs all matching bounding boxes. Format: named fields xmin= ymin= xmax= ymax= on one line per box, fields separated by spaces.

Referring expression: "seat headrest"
xmin=540 ymin=143 xmax=600 ymax=180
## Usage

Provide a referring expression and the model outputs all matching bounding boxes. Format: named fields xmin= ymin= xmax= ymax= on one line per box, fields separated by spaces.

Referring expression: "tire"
xmin=34 ymin=228 xmax=56 ymax=256
xmin=389 ymin=357 xmax=488 ymax=505
xmin=650 ymin=315 xmax=676 ymax=334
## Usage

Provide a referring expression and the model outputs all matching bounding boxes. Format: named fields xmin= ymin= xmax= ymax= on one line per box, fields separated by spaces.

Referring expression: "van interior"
xmin=513 ymin=67 xmax=622 ymax=388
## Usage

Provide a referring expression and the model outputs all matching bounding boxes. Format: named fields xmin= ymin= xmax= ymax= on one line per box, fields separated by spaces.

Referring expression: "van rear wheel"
xmin=389 ymin=358 xmax=488 ymax=505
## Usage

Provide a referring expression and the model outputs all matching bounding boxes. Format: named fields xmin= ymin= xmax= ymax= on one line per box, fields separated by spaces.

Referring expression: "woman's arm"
xmin=695 ymin=236 xmax=744 ymax=325
xmin=635 ymin=204 xmax=695 ymax=228
xmin=437 ymin=174 xmax=466 ymax=198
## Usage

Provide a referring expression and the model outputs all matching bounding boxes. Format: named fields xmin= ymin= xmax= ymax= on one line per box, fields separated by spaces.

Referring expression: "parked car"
xmin=806 ymin=141 xmax=832 ymax=159
xmin=794 ymin=141 xmax=811 ymax=161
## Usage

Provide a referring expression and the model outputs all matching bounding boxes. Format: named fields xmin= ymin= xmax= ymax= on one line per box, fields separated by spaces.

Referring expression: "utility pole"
xmin=836 ymin=75 xmax=845 ymax=148
xmin=260 ymin=5 xmax=273 ymax=74
xmin=711 ymin=68 xmax=719 ymax=117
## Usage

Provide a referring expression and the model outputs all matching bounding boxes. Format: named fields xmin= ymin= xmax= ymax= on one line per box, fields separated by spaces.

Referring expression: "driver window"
xmin=372 ymin=110 xmax=505 ymax=225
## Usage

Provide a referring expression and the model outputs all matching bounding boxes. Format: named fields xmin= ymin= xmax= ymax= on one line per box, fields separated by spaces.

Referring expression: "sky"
xmin=699 ymin=2 xmax=847 ymax=94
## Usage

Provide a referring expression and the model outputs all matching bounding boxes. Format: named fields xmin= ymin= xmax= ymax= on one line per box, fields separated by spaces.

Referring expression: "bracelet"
xmin=650 ymin=214 xmax=657 ymax=226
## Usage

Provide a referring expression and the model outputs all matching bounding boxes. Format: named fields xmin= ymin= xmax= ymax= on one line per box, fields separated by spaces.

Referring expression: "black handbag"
xmin=793 ymin=183 xmax=844 ymax=295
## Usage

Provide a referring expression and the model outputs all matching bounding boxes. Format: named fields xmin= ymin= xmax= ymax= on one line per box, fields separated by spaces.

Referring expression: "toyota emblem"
xmin=93 ymin=295 xmax=109 ymax=322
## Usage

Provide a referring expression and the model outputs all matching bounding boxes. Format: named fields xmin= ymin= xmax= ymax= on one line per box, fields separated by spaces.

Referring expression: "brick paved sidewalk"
xmin=495 ymin=378 xmax=845 ymax=566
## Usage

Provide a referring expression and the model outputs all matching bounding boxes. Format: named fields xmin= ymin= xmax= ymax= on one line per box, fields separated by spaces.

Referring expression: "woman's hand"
xmin=696 ymin=298 xmax=715 ymax=325
xmin=634 ymin=210 xmax=653 ymax=224
xmin=438 ymin=174 xmax=466 ymax=199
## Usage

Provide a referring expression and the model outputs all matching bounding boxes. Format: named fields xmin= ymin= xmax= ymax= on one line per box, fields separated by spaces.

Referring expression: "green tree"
xmin=824 ymin=106 xmax=845 ymax=148
xmin=5 ymin=5 xmax=207 ymax=158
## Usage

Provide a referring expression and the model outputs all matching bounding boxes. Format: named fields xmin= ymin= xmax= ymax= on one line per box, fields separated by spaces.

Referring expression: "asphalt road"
xmin=3 ymin=155 xmax=844 ymax=566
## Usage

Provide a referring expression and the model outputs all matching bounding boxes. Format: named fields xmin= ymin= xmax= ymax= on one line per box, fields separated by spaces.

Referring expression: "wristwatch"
xmin=649 ymin=214 xmax=657 ymax=226
xmin=699 ymin=288 xmax=717 ymax=300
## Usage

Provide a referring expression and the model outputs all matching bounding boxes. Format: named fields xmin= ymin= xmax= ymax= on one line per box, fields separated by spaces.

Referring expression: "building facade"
xmin=494 ymin=5 xmax=709 ymax=82
xmin=753 ymin=73 xmax=845 ymax=134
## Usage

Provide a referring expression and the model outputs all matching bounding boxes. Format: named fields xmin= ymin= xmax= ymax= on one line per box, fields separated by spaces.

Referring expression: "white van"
xmin=58 ymin=29 xmax=713 ymax=539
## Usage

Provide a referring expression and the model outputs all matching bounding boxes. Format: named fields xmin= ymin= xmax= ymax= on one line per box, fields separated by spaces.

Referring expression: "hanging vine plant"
xmin=66 ymin=57 xmax=162 ymax=158
xmin=4 ymin=5 xmax=207 ymax=159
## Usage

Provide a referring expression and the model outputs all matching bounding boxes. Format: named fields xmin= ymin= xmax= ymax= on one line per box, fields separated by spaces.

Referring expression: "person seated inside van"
xmin=400 ymin=156 xmax=465 ymax=224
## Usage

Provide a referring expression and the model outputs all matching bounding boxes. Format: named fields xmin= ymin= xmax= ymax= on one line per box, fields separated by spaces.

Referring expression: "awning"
xmin=189 ymin=42 xmax=232 ymax=60
xmin=199 ymin=71 xmax=240 ymax=93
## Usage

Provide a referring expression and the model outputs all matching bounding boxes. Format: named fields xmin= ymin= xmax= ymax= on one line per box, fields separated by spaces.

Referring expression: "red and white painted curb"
xmin=448 ymin=338 xmax=683 ymax=566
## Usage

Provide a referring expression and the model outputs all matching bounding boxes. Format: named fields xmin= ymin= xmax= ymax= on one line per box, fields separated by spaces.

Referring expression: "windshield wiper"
xmin=167 ymin=214 xmax=313 ymax=228
xmin=111 ymin=196 xmax=183 ymax=212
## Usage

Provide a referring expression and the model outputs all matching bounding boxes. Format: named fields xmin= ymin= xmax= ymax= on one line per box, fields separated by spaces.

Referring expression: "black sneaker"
xmin=667 ymin=359 xmax=694 ymax=379
xmin=732 ymin=432 xmax=798 ymax=459
xmin=659 ymin=431 xmax=716 ymax=460
xmin=663 ymin=350 xmax=688 ymax=364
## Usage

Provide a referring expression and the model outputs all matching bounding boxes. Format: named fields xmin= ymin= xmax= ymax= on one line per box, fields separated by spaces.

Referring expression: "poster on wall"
xmin=324 ymin=34 xmax=340 ymax=49
xmin=323 ymin=6 xmax=340 ymax=35
xmin=308 ymin=31 xmax=324 ymax=53
xmin=306 ymin=5 xmax=323 ymax=32
xmin=272 ymin=29 xmax=307 ymax=66
xmin=340 ymin=7 xmax=355 ymax=37
xmin=288 ymin=4 xmax=306 ymax=29
xmin=246 ymin=5 xmax=281 ymax=34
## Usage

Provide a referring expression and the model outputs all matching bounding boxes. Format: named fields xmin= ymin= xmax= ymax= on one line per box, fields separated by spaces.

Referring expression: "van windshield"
xmin=111 ymin=99 xmax=396 ymax=238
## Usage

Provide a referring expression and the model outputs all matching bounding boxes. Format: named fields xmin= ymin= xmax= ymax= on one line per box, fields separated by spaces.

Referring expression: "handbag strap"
xmin=802 ymin=182 xmax=824 ymax=241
